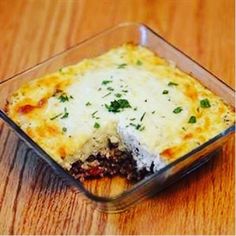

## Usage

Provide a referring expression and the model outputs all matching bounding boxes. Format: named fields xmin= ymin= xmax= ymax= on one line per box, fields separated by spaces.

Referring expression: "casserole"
xmin=0 ymin=23 xmax=235 ymax=212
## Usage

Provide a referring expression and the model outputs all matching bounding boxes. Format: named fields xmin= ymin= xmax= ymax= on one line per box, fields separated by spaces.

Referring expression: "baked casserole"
xmin=5 ymin=44 xmax=235 ymax=182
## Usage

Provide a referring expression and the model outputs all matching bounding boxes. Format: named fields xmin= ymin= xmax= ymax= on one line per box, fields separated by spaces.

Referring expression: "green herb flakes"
xmin=50 ymin=109 xmax=68 ymax=120
xmin=94 ymin=122 xmax=100 ymax=129
xmin=58 ymin=68 xmax=66 ymax=75
xmin=61 ymin=108 xmax=69 ymax=119
xmin=173 ymin=107 xmax=183 ymax=114
xmin=102 ymin=80 xmax=112 ymax=85
xmin=200 ymin=98 xmax=211 ymax=108
xmin=136 ymin=60 xmax=142 ymax=65
xmin=115 ymin=93 xmax=122 ymax=98
xmin=58 ymin=93 xmax=73 ymax=103
xmin=102 ymin=92 xmax=111 ymax=98
xmin=188 ymin=116 xmax=197 ymax=123
xmin=129 ymin=123 xmax=145 ymax=131
xmin=140 ymin=112 xmax=146 ymax=121
xmin=117 ymin=63 xmax=127 ymax=69
xmin=86 ymin=102 xmax=92 ymax=106
xmin=139 ymin=126 xmax=145 ymax=131
xmin=91 ymin=111 xmax=98 ymax=117
xmin=168 ymin=82 xmax=178 ymax=86
xmin=50 ymin=113 xmax=63 ymax=120
xmin=162 ymin=90 xmax=169 ymax=94
xmin=62 ymin=127 xmax=67 ymax=132
xmin=105 ymin=99 xmax=131 ymax=113
xmin=107 ymin=87 xmax=114 ymax=91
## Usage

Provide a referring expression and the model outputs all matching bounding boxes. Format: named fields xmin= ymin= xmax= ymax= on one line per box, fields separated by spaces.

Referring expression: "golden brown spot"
xmin=37 ymin=98 xmax=47 ymax=107
xmin=218 ymin=105 xmax=225 ymax=114
xmin=59 ymin=147 xmax=66 ymax=159
xmin=34 ymin=124 xmax=59 ymax=138
xmin=26 ymin=127 xmax=33 ymax=136
xmin=18 ymin=104 xmax=35 ymax=114
xmin=204 ymin=117 xmax=210 ymax=130
xmin=161 ymin=145 xmax=186 ymax=160
xmin=37 ymin=75 xmax=60 ymax=87
xmin=183 ymin=133 xmax=193 ymax=139
xmin=196 ymin=127 xmax=202 ymax=132
xmin=46 ymin=125 xmax=60 ymax=135
xmin=161 ymin=148 xmax=174 ymax=158
xmin=184 ymin=84 xmax=198 ymax=100
xmin=17 ymin=98 xmax=48 ymax=114
xmin=198 ymin=135 xmax=206 ymax=143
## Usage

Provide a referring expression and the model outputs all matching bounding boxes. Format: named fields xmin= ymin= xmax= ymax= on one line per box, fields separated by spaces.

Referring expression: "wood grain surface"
xmin=0 ymin=0 xmax=235 ymax=234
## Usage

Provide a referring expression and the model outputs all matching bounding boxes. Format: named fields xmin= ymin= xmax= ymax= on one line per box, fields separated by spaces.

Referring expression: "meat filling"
xmin=69 ymin=138 xmax=154 ymax=182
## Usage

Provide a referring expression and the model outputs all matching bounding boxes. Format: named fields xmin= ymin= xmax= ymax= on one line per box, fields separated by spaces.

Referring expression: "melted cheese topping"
xmin=6 ymin=44 xmax=235 ymax=170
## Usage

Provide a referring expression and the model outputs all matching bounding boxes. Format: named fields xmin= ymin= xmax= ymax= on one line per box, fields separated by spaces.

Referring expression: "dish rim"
xmin=0 ymin=22 xmax=235 ymax=204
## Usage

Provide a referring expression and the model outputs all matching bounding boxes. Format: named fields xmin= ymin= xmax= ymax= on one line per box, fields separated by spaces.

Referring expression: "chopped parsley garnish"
xmin=129 ymin=123 xmax=145 ymax=131
xmin=140 ymin=112 xmax=146 ymax=122
xmin=152 ymin=111 xmax=156 ymax=114
xmin=129 ymin=123 xmax=137 ymax=127
xmin=58 ymin=68 xmax=66 ymax=75
xmin=102 ymin=80 xmax=112 ymax=85
xmin=200 ymin=98 xmax=211 ymax=108
xmin=134 ymin=107 xmax=138 ymax=111
xmin=115 ymin=93 xmax=122 ymax=98
xmin=162 ymin=90 xmax=169 ymax=94
xmin=62 ymin=127 xmax=67 ymax=132
xmin=98 ymin=87 xmax=102 ymax=91
xmin=107 ymin=87 xmax=114 ymax=91
xmin=51 ymin=108 xmax=69 ymax=120
xmin=86 ymin=102 xmax=92 ymax=106
xmin=91 ymin=111 xmax=98 ymax=117
xmin=139 ymin=126 xmax=145 ymax=131
xmin=117 ymin=63 xmax=127 ymax=69
xmin=58 ymin=93 xmax=73 ymax=103
xmin=102 ymin=92 xmax=111 ymax=98
xmin=130 ymin=118 xmax=136 ymax=121
xmin=188 ymin=116 xmax=197 ymax=123
xmin=50 ymin=113 xmax=63 ymax=120
xmin=122 ymin=90 xmax=128 ymax=93
xmin=168 ymin=81 xmax=178 ymax=86
xmin=136 ymin=60 xmax=142 ymax=65
xmin=94 ymin=122 xmax=100 ymax=129
xmin=173 ymin=106 xmax=183 ymax=114
xmin=105 ymin=99 xmax=131 ymax=113
xmin=144 ymin=99 xmax=147 ymax=102
xmin=61 ymin=107 xmax=69 ymax=119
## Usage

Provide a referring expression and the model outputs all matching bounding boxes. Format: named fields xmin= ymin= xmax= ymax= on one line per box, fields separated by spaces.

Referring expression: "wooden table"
xmin=0 ymin=0 xmax=234 ymax=234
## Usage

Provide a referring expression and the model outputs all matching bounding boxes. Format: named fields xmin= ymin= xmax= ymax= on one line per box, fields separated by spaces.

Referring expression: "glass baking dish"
xmin=0 ymin=22 xmax=235 ymax=212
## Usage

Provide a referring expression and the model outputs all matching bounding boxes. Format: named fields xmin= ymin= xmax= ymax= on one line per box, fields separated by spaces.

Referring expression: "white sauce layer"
xmin=46 ymin=66 xmax=189 ymax=170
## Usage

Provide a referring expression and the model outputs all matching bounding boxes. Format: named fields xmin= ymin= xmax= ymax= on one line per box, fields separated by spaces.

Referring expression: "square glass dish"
xmin=0 ymin=22 xmax=235 ymax=212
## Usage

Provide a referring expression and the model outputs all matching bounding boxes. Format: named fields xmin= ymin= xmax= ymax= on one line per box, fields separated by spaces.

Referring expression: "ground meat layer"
xmin=69 ymin=139 xmax=154 ymax=182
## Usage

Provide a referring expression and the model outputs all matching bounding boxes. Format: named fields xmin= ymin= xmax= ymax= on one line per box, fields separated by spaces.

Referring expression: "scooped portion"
xmin=6 ymin=44 xmax=235 ymax=182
